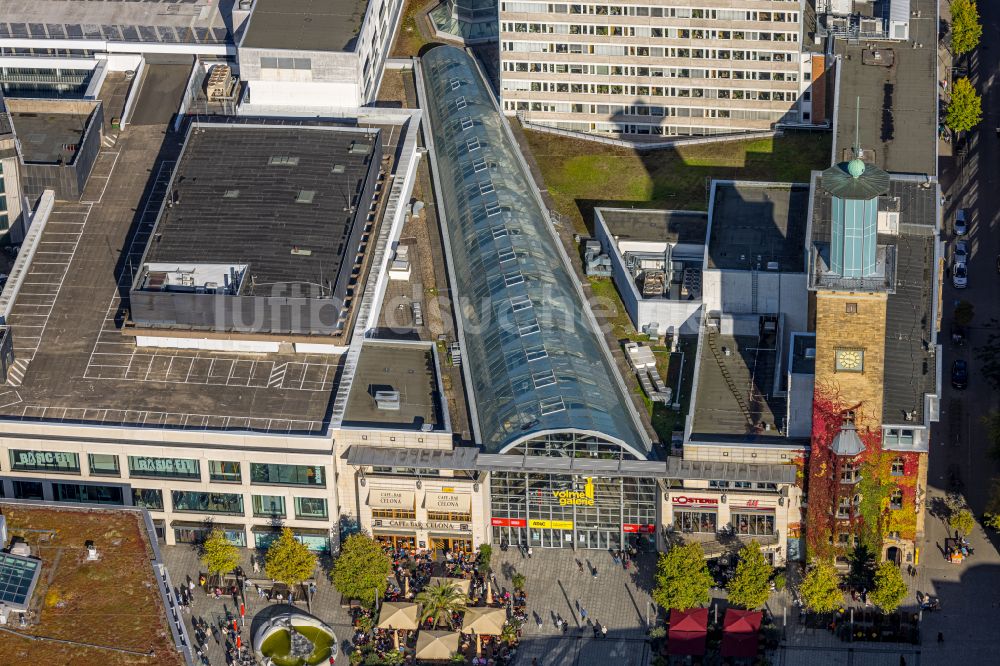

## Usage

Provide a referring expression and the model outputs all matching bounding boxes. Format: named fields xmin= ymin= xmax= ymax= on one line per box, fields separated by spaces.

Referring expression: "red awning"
xmin=721 ymin=608 xmax=762 ymax=658
xmin=668 ymin=608 xmax=708 ymax=656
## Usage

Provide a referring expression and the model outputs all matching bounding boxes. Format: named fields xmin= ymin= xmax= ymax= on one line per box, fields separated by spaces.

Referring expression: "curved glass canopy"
xmin=420 ymin=46 xmax=650 ymax=457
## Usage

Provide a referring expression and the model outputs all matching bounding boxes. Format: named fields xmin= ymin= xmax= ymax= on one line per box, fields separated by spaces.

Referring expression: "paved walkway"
xmin=489 ymin=548 xmax=655 ymax=666
xmin=161 ymin=545 xmax=354 ymax=666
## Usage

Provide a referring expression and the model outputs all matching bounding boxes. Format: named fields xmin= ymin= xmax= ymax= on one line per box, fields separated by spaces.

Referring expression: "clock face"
xmin=836 ymin=349 xmax=864 ymax=372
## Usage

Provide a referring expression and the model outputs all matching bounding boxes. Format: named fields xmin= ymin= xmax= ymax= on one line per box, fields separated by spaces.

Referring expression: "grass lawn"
xmin=0 ymin=505 xmax=182 ymax=666
xmin=392 ymin=0 xmax=434 ymax=57
xmin=524 ymin=129 xmax=831 ymax=235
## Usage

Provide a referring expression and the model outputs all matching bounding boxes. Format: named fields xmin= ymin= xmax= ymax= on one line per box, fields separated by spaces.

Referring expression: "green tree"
xmin=983 ymin=410 xmax=1000 ymax=460
xmin=946 ymin=77 xmax=982 ymax=133
xmin=870 ymin=562 xmax=907 ymax=613
xmin=652 ymin=543 xmax=713 ymax=611
xmin=949 ymin=508 xmax=976 ymax=536
xmin=950 ymin=0 xmax=983 ymax=55
xmin=331 ymin=533 xmax=393 ymax=609
xmin=265 ymin=527 xmax=317 ymax=588
xmin=954 ymin=301 xmax=975 ymax=327
xmin=798 ymin=561 xmax=843 ymax=613
xmin=726 ymin=540 xmax=773 ymax=609
xmin=415 ymin=581 xmax=468 ymax=628
xmin=984 ymin=513 xmax=1000 ymax=531
xmin=975 ymin=322 xmax=1000 ymax=391
xmin=200 ymin=529 xmax=240 ymax=576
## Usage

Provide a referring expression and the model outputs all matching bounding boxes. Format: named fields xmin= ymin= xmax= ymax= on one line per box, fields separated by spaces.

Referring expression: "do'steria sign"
xmin=670 ymin=495 xmax=719 ymax=505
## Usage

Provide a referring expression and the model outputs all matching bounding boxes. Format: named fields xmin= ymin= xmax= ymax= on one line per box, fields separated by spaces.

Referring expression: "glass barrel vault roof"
xmin=420 ymin=46 xmax=650 ymax=457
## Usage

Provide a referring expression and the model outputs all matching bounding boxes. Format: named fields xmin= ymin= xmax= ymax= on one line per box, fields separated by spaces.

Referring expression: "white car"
xmin=955 ymin=209 xmax=969 ymax=236
xmin=953 ymin=263 xmax=968 ymax=289
xmin=954 ymin=240 xmax=969 ymax=266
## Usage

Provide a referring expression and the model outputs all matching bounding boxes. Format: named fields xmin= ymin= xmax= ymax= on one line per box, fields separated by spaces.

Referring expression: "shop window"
xmin=427 ymin=511 xmax=472 ymax=522
xmin=294 ymin=497 xmax=328 ymax=520
xmin=673 ymin=509 xmax=717 ymax=533
xmin=250 ymin=463 xmax=324 ymax=487
xmin=372 ymin=508 xmax=417 ymax=520
xmin=11 ymin=449 xmax=79 ymax=473
xmin=53 ymin=483 xmax=123 ymax=505
xmin=209 ymin=461 xmax=242 ymax=483
xmin=171 ymin=491 xmax=244 ymax=515
xmin=128 ymin=456 xmax=200 ymax=480
xmin=731 ymin=511 xmax=775 ymax=536
xmin=252 ymin=494 xmax=286 ymax=518
xmin=133 ymin=488 xmax=164 ymax=511
xmin=88 ymin=453 xmax=120 ymax=477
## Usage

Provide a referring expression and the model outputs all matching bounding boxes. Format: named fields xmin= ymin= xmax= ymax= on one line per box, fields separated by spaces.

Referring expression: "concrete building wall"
xmin=498 ymin=0 xmax=816 ymax=137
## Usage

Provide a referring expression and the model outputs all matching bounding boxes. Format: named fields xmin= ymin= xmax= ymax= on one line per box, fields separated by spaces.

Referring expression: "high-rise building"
xmin=497 ymin=0 xmax=827 ymax=137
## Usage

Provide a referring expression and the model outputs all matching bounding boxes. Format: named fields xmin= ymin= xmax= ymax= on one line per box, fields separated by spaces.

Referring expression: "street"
xmin=918 ymin=1 xmax=1000 ymax=660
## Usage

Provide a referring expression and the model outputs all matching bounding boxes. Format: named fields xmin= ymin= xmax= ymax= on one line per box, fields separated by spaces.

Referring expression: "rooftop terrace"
xmin=707 ymin=182 xmax=810 ymax=272
xmin=242 ymin=0 xmax=370 ymax=52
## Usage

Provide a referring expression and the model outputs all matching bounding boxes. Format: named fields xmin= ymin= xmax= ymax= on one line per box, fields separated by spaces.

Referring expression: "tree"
xmin=726 ymin=541 xmax=773 ymax=609
xmin=200 ymin=529 xmax=240 ymax=576
xmin=983 ymin=410 xmax=1000 ymax=461
xmin=798 ymin=561 xmax=843 ymax=613
xmin=265 ymin=527 xmax=317 ymax=588
xmin=949 ymin=508 xmax=976 ymax=537
xmin=946 ymin=77 xmax=982 ymax=133
xmin=975 ymin=321 xmax=1000 ymax=391
xmin=950 ymin=0 xmax=983 ymax=55
xmin=415 ymin=581 xmax=467 ymax=628
xmin=870 ymin=562 xmax=907 ymax=613
xmin=954 ymin=301 xmax=975 ymax=327
xmin=331 ymin=533 xmax=393 ymax=608
xmin=652 ymin=543 xmax=713 ymax=611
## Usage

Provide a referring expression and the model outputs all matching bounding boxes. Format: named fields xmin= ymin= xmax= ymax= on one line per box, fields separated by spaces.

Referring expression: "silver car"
xmin=953 ymin=263 xmax=968 ymax=289
xmin=955 ymin=209 xmax=969 ymax=236
xmin=955 ymin=240 xmax=969 ymax=266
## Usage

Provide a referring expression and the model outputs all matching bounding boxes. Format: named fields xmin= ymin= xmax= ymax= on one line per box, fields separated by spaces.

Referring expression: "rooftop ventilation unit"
xmin=375 ymin=390 xmax=401 ymax=411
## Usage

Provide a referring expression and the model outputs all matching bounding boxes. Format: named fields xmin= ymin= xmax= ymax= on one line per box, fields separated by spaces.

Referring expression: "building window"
xmin=838 ymin=532 xmax=850 ymax=544
xmin=889 ymin=489 xmax=903 ymax=511
xmin=427 ymin=511 xmax=473 ymax=522
xmin=731 ymin=511 xmax=775 ymax=536
xmin=837 ymin=496 xmax=852 ymax=518
xmin=12 ymin=480 xmax=43 ymax=500
xmin=294 ymin=497 xmax=329 ymax=520
xmin=891 ymin=457 xmax=905 ymax=476
xmin=372 ymin=508 xmax=417 ymax=520
xmin=709 ymin=480 xmax=730 ymax=489
xmin=840 ymin=461 xmax=860 ymax=484
xmin=53 ymin=483 xmax=124 ymax=505
xmin=11 ymin=449 xmax=80 ymax=473
xmin=673 ymin=509 xmax=717 ymax=533
xmin=250 ymin=463 xmax=324 ymax=487
xmin=133 ymin=488 xmax=164 ymax=511
xmin=171 ymin=491 xmax=244 ymax=516
xmin=845 ymin=302 xmax=858 ymax=314
xmin=128 ymin=456 xmax=200 ymax=480
xmin=252 ymin=494 xmax=286 ymax=517
xmin=209 ymin=461 xmax=241 ymax=483
xmin=88 ymin=453 xmax=120 ymax=477
xmin=883 ymin=428 xmax=915 ymax=447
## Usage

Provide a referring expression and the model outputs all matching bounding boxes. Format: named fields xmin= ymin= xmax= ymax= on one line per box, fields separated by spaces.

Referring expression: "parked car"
xmin=951 ymin=359 xmax=969 ymax=390
xmin=954 ymin=240 xmax=969 ymax=266
xmin=953 ymin=263 xmax=968 ymax=289
xmin=955 ymin=209 xmax=968 ymax=236
xmin=951 ymin=323 xmax=967 ymax=346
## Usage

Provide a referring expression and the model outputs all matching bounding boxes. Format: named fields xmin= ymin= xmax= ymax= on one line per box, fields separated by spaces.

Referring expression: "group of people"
xmin=190 ymin=614 xmax=251 ymax=666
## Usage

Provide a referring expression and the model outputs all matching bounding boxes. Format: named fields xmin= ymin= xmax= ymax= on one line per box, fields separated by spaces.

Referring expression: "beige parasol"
xmin=377 ymin=601 xmax=419 ymax=649
xmin=414 ymin=630 xmax=461 ymax=661
xmin=429 ymin=577 xmax=472 ymax=596
xmin=461 ymin=607 xmax=508 ymax=656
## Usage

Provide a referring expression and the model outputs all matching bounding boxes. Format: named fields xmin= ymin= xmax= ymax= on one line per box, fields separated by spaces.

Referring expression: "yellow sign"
xmin=528 ymin=519 xmax=574 ymax=530
xmin=552 ymin=477 xmax=595 ymax=506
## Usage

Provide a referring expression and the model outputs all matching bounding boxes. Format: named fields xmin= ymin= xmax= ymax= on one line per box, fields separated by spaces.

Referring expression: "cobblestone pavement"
xmin=490 ymin=548 xmax=656 ymax=666
xmin=161 ymin=545 xmax=354 ymax=666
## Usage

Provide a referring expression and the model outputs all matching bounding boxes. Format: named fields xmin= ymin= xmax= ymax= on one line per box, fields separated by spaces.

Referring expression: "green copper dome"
xmin=847 ymin=158 xmax=866 ymax=178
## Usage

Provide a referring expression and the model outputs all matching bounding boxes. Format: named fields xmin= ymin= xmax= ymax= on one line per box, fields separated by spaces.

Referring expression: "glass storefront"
xmin=254 ymin=529 xmax=330 ymax=552
xmin=174 ymin=523 xmax=247 ymax=547
xmin=12 ymin=480 xmax=43 ymax=500
xmin=374 ymin=533 xmax=417 ymax=552
xmin=490 ymin=472 xmax=657 ymax=550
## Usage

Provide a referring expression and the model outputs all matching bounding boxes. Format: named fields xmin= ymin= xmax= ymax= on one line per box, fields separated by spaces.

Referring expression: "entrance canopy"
xmin=721 ymin=608 xmax=762 ymax=658
xmin=668 ymin=608 xmax=708 ymax=656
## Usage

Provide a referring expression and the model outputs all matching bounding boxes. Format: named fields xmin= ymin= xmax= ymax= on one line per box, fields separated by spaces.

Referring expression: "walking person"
xmin=938 ymin=631 xmax=944 ymax=644
xmin=527 ymin=546 xmax=533 ymax=559
xmin=601 ymin=624 xmax=607 ymax=639
xmin=580 ymin=606 xmax=588 ymax=623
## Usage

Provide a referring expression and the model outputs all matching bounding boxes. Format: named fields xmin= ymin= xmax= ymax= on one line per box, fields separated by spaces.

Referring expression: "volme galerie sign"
xmin=552 ymin=477 xmax=595 ymax=507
